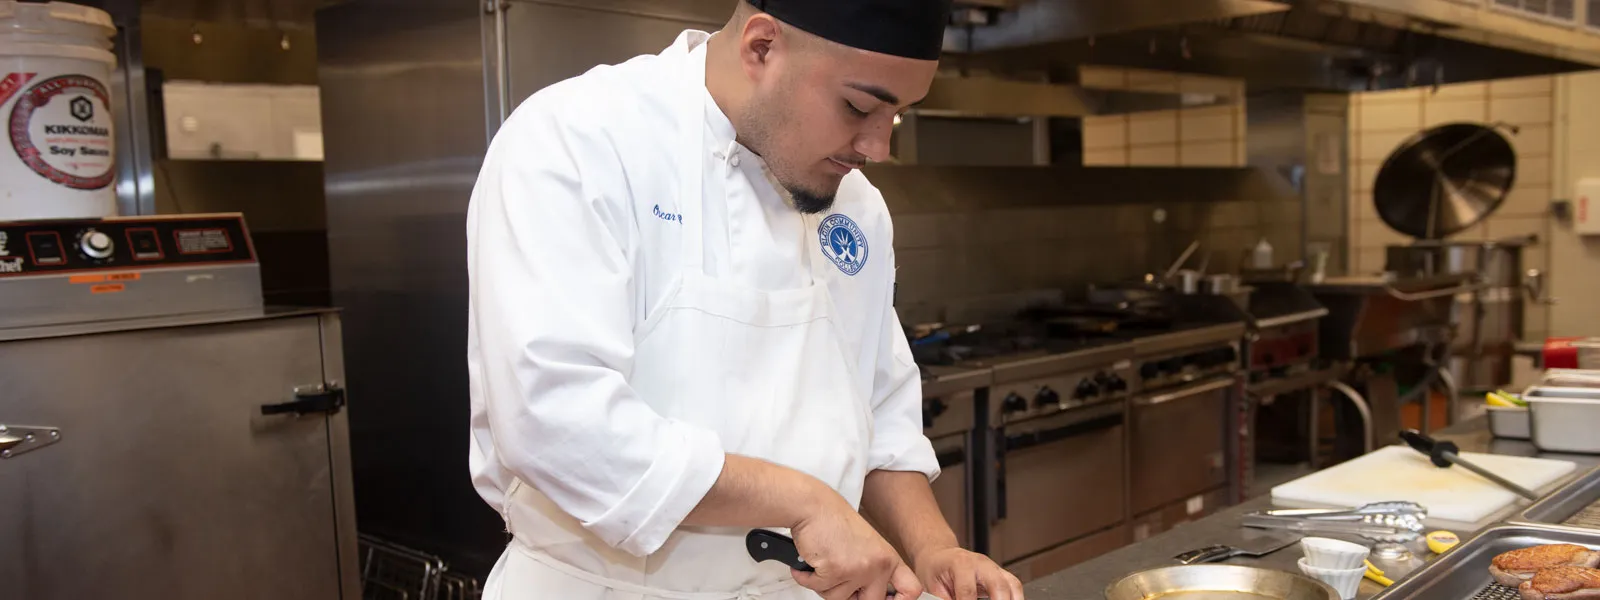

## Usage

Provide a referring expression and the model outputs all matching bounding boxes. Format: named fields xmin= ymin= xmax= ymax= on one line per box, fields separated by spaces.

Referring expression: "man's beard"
xmin=788 ymin=186 xmax=835 ymax=214
xmin=739 ymin=93 xmax=838 ymax=215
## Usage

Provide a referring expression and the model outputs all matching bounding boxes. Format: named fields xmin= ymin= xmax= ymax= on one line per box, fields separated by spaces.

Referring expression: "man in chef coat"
xmin=466 ymin=1 xmax=1021 ymax=598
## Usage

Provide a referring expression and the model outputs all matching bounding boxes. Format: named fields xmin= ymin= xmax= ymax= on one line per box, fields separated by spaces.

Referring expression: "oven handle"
xmin=990 ymin=427 xmax=1005 ymax=523
xmin=1133 ymin=378 xmax=1233 ymax=407
xmin=1002 ymin=414 xmax=1124 ymax=452
xmin=990 ymin=412 xmax=1125 ymax=524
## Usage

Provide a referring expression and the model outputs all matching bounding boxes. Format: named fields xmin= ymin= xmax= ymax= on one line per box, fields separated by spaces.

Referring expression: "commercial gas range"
xmin=1023 ymin=293 xmax=1249 ymax=542
xmin=1121 ymin=319 xmax=1245 ymax=542
xmin=911 ymin=303 xmax=1247 ymax=582
xmin=912 ymin=324 xmax=1134 ymax=581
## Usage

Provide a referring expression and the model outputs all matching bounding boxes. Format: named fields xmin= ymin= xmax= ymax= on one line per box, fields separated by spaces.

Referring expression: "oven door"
xmin=989 ymin=401 xmax=1125 ymax=565
xmin=1130 ymin=377 xmax=1232 ymax=516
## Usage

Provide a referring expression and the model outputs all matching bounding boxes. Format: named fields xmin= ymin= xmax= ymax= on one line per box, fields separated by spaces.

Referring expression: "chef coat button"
xmin=730 ymin=155 xmax=742 ymax=167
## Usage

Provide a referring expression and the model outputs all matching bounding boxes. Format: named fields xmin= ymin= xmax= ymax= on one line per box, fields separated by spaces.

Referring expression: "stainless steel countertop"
xmin=1023 ymin=418 xmax=1600 ymax=600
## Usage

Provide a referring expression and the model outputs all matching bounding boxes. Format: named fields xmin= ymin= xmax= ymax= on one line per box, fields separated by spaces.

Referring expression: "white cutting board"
xmin=1272 ymin=445 xmax=1577 ymax=523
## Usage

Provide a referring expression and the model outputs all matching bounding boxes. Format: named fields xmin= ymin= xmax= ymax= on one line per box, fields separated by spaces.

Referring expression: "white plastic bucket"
xmin=0 ymin=1 xmax=117 ymax=221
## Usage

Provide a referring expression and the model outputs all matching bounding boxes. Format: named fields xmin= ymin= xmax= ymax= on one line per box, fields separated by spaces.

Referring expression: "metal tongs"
xmin=1260 ymin=501 xmax=1428 ymax=530
xmin=1243 ymin=501 xmax=1427 ymax=543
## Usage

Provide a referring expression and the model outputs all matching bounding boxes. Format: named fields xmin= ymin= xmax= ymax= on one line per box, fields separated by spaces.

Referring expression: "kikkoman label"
xmin=7 ymin=74 xmax=114 ymax=190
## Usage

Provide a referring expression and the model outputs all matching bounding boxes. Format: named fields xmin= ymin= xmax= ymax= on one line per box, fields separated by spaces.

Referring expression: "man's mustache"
xmin=831 ymin=156 xmax=868 ymax=169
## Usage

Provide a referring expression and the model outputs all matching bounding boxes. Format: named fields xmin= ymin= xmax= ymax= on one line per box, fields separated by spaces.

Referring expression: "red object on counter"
xmin=1545 ymin=337 xmax=1582 ymax=369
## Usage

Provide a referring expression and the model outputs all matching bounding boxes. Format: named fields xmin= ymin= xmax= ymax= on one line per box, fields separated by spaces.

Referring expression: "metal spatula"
xmin=1174 ymin=531 xmax=1303 ymax=564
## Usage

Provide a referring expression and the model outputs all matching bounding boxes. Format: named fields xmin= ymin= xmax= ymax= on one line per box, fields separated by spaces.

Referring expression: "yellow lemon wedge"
xmin=1427 ymin=530 xmax=1461 ymax=554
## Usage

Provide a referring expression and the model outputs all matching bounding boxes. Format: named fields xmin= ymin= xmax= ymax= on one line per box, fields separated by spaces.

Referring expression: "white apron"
xmin=485 ymin=35 xmax=874 ymax=600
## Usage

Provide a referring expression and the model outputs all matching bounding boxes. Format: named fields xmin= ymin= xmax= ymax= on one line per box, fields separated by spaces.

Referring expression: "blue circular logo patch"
xmin=818 ymin=214 xmax=868 ymax=276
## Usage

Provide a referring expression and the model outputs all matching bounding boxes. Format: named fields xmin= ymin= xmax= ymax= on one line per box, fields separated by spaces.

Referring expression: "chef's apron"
xmin=485 ymin=33 xmax=873 ymax=600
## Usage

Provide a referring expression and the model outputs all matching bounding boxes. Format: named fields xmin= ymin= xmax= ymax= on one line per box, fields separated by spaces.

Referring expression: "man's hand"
xmin=914 ymin=546 xmax=1024 ymax=600
xmin=791 ymin=494 xmax=925 ymax=600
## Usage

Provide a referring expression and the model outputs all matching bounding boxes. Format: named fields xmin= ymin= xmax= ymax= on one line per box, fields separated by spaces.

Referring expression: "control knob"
xmin=80 ymin=229 xmax=114 ymax=260
xmin=1103 ymin=373 xmax=1128 ymax=393
xmin=1034 ymin=386 xmax=1061 ymax=408
xmin=1001 ymin=392 xmax=1028 ymax=414
xmin=1073 ymin=378 xmax=1099 ymax=400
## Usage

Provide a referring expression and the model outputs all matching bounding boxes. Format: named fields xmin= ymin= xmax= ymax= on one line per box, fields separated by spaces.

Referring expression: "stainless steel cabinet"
xmin=0 ymin=311 xmax=359 ymax=599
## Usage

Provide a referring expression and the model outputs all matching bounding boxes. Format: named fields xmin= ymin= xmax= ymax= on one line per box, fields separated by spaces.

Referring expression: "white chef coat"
xmin=465 ymin=27 xmax=937 ymax=580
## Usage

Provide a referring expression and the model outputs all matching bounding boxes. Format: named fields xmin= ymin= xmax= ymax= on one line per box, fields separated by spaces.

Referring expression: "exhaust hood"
xmin=913 ymin=76 xmax=1234 ymax=118
xmin=945 ymin=0 xmax=1600 ymax=91
xmin=944 ymin=0 xmax=1291 ymax=53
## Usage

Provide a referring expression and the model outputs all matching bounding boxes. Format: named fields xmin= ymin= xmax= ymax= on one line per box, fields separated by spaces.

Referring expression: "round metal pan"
xmin=1104 ymin=565 xmax=1339 ymax=600
xmin=1373 ymin=122 xmax=1516 ymax=240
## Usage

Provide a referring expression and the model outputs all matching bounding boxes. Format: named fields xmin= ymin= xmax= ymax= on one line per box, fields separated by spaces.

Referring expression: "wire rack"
xmin=438 ymin=572 xmax=483 ymax=600
xmin=358 ymin=534 xmax=481 ymax=600
xmin=1564 ymin=499 xmax=1600 ymax=529
xmin=1470 ymin=583 xmax=1522 ymax=600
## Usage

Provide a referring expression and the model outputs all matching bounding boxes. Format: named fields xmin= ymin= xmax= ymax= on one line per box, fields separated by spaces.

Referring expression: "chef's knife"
xmin=746 ymin=530 xmax=934 ymax=599
xmin=1399 ymin=429 xmax=1539 ymax=500
xmin=746 ymin=529 xmax=814 ymax=572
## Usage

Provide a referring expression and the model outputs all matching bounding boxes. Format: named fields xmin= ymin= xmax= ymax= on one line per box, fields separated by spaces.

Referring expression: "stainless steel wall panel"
xmin=317 ymin=0 xmax=504 ymax=575
xmin=502 ymin=1 xmax=723 ymax=104
xmin=512 ymin=0 xmax=732 ymax=26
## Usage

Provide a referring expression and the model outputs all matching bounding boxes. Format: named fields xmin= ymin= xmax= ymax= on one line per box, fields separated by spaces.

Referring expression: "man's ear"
xmin=739 ymin=14 xmax=781 ymax=78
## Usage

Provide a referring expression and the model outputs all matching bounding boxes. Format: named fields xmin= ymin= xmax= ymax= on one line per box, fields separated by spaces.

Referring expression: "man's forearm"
xmin=681 ymin=454 xmax=842 ymax=529
xmin=859 ymin=469 xmax=959 ymax=567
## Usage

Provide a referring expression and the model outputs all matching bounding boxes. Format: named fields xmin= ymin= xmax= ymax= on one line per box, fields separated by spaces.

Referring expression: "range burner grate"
xmin=1562 ymin=499 xmax=1600 ymax=529
xmin=1471 ymin=583 xmax=1522 ymax=600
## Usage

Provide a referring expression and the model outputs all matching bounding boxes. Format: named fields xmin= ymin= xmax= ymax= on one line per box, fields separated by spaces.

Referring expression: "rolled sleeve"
xmin=601 ymin=424 xmax=725 ymax=555
xmin=467 ymin=99 xmax=723 ymax=556
xmin=866 ymin=248 xmax=940 ymax=481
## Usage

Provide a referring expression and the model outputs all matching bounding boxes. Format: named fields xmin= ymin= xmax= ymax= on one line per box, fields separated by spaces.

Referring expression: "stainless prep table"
xmin=1021 ymin=417 xmax=1600 ymax=600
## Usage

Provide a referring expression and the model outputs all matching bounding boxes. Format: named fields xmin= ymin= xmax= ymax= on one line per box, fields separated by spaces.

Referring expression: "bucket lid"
xmin=0 ymin=1 xmax=116 ymax=35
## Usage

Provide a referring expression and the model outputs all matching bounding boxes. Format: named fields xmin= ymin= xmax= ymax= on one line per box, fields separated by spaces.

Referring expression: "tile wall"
xmin=1549 ymin=71 xmax=1600 ymax=338
xmin=1345 ymin=76 xmax=1557 ymax=340
xmin=1080 ymin=66 xmax=1249 ymax=168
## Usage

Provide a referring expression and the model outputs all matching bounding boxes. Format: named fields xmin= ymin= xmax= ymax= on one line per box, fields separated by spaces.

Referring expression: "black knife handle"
xmin=1400 ymin=429 xmax=1457 ymax=468
xmin=746 ymin=530 xmax=814 ymax=572
xmin=1175 ymin=545 xmax=1239 ymax=565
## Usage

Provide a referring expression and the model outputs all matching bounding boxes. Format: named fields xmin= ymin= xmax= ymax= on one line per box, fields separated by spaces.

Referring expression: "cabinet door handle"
xmin=261 ymin=384 xmax=346 ymax=416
